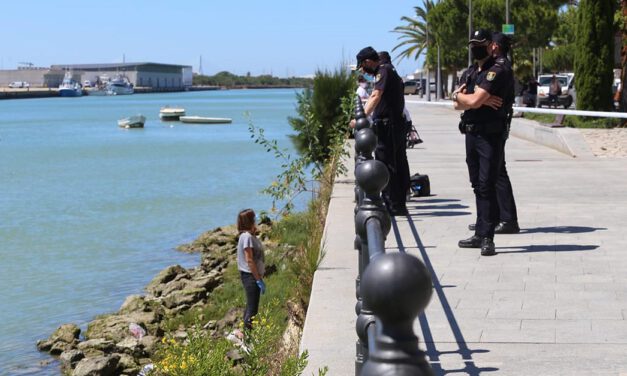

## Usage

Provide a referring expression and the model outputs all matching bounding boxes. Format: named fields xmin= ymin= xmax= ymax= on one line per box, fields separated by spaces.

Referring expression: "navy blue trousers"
xmin=240 ymin=271 xmax=260 ymax=329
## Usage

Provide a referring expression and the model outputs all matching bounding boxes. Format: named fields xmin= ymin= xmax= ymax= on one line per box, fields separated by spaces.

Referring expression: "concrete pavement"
xmin=300 ymin=101 xmax=627 ymax=376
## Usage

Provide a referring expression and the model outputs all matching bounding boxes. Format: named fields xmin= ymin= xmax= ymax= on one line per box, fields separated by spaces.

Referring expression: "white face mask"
xmin=359 ymin=82 xmax=368 ymax=89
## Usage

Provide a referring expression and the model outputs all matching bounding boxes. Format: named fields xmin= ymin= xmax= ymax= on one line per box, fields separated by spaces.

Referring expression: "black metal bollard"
xmin=360 ymin=253 xmax=434 ymax=376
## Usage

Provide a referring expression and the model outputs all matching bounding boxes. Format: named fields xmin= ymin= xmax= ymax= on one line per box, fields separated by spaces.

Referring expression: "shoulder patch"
xmin=486 ymin=72 xmax=496 ymax=81
xmin=375 ymin=74 xmax=382 ymax=83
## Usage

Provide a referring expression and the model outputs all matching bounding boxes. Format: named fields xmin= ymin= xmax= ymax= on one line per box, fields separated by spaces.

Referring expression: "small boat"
xmin=58 ymin=72 xmax=83 ymax=97
xmin=159 ymin=107 xmax=186 ymax=120
xmin=118 ymin=115 xmax=146 ymax=129
xmin=107 ymin=74 xmax=134 ymax=95
xmin=179 ymin=116 xmax=232 ymax=124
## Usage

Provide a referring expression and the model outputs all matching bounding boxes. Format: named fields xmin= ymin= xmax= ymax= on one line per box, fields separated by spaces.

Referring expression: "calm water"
xmin=0 ymin=89 xmax=303 ymax=375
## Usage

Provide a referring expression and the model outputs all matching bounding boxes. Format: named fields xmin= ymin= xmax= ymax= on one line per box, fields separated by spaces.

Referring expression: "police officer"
xmin=491 ymin=32 xmax=520 ymax=234
xmin=356 ymin=46 xmax=409 ymax=216
xmin=451 ymin=30 xmax=510 ymax=256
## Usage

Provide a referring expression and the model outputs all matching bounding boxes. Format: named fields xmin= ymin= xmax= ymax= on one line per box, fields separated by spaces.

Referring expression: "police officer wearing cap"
xmin=451 ymin=29 xmax=510 ymax=256
xmin=356 ymin=46 xmax=409 ymax=216
xmin=490 ymin=32 xmax=520 ymax=234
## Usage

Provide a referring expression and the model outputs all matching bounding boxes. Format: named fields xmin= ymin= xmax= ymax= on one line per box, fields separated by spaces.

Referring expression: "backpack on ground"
xmin=409 ymin=173 xmax=430 ymax=197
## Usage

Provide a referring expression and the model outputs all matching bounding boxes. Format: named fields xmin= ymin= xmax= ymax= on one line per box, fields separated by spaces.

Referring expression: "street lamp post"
xmin=468 ymin=0 xmax=472 ymax=67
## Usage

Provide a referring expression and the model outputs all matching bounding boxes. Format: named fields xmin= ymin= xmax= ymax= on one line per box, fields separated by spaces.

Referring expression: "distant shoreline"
xmin=0 ymin=85 xmax=306 ymax=100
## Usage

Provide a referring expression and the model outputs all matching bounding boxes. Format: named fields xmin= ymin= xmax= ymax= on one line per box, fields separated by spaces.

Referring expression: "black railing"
xmin=352 ymin=96 xmax=434 ymax=376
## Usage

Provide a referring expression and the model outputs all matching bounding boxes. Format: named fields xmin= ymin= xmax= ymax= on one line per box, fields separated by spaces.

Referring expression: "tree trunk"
xmin=620 ymin=0 xmax=627 ymax=122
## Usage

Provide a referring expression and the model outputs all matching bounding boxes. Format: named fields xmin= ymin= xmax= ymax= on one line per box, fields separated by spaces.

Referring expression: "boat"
xmin=159 ymin=107 xmax=185 ymax=120
xmin=107 ymin=74 xmax=134 ymax=95
xmin=58 ymin=72 xmax=83 ymax=97
xmin=86 ymin=87 xmax=108 ymax=96
xmin=118 ymin=115 xmax=146 ymax=129
xmin=179 ymin=116 xmax=232 ymax=124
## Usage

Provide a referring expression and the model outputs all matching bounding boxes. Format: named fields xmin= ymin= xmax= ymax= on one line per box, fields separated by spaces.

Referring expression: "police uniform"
xmin=493 ymin=51 xmax=519 ymax=233
xmin=372 ymin=61 xmax=410 ymax=214
xmin=459 ymin=54 xmax=510 ymax=244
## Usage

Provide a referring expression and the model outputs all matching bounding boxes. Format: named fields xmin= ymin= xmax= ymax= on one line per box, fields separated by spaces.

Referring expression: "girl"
xmin=236 ymin=209 xmax=266 ymax=329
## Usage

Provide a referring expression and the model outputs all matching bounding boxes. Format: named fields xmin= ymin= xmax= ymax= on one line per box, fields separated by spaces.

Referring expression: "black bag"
xmin=406 ymin=123 xmax=423 ymax=148
xmin=409 ymin=173 xmax=430 ymax=197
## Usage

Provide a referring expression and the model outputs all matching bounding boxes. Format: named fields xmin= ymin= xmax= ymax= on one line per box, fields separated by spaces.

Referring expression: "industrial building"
xmin=0 ymin=62 xmax=193 ymax=89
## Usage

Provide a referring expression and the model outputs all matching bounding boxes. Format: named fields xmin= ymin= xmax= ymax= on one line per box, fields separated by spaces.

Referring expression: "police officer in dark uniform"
xmin=451 ymin=30 xmax=512 ymax=256
xmin=356 ymin=46 xmax=409 ymax=216
xmin=491 ymin=32 xmax=520 ymax=234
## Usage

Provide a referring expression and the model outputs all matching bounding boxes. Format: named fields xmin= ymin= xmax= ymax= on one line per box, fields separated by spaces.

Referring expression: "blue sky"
xmin=1 ymin=0 xmax=423 ymax=78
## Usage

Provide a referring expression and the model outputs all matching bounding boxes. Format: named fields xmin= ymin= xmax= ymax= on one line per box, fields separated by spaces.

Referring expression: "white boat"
xmin=86 ymin=87 xmax=108 ymax=96
xmin=107 ymin=74 xmax=134 ymax=95
xmin=159 ymin=107 xmax=185 ymax=120
xmin=58 ymin=72 xmax=83 ymax=97
xmin=118 ymin=115 xmax=146 ymax=129
xmin=179 ymin=116 xmax=232 ymax=124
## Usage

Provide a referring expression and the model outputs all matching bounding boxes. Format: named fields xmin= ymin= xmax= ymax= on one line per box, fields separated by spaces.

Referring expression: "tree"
xmin=574 ymin=0 xmax=616 ymax=111
xmin=391 ymin=0 xmax=436 ymax=64
xmin=542 ymin=6 xmax=577 ymax=72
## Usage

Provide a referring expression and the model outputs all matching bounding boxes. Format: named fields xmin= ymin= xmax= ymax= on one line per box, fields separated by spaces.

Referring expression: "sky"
xmin=1 ymin=0 xmax=424 ymax=78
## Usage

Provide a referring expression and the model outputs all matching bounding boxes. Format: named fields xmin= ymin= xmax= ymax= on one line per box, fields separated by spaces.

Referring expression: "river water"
xmin=0 ymin=89 xmax=303 ymax=375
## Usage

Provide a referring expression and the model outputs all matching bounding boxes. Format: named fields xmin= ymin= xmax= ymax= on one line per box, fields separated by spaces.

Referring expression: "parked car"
xmin=536 ymin=74 xmax=572 ymax=108
xmin=404 ymin=80 xmax=420 ymax=95
xmin=9 ymin=81 xmax=30 ymax=88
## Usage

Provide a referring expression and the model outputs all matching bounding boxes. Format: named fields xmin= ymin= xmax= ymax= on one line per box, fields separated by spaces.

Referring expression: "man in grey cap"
xmin=356 ymin=46 xmax=408 ymax=216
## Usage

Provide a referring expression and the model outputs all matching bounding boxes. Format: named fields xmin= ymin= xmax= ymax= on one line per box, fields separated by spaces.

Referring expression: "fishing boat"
xmin=179 ymin=116 xmax=232 ymax=124
xmin=107 ymin=74 xmax=134 ymax=95
xmin=118 ymin=115 xmax=146 ymax=129
xmin=159 ymin=107 xmax=186 ymax=120
xmin=58 ymin=72 xmax=83 ymax=97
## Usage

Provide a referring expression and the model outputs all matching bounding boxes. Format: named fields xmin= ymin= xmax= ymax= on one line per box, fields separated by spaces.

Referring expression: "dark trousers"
xmin=240 ymin=271 xmax=260 ymax=329
xmin=496 ymin=139 xmax=518 ymax=223
xmin=374 ymin=119 xmax=410 ymax=208
xmin=466 ymin=132 xmax=504 ymax=239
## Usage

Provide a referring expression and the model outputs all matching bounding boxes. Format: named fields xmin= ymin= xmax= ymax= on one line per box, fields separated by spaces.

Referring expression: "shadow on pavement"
xmin=411 ymin=211 xmax=472 ymax=217
xmin=496 ymin=244 xmax=599 ymax=254
xmin=391 ymin=215 xmax=499 ymax=375
xmin=409 ymin=204 xmax=470 ymax=210
xmin=521 ymin=226 xmax=607 ymax=234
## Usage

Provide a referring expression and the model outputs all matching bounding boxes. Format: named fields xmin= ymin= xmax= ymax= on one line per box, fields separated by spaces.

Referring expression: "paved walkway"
xmin=300 ymin=101 xmax=627 ymax=376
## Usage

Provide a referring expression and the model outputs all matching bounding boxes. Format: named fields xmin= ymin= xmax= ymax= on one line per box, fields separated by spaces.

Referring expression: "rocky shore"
xmin=37 ymin=223 xmax=273 ymax=375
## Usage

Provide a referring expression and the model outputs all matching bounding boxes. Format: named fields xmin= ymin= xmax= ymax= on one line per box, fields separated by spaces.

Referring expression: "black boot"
xmin=480 ymin=237 xmax=496 ymax=256
xmin=458 ymin=235 xmax=482 ymax=248
xmin=494 ymin=221 xmax=520 ymax=234
xmin=468 ymin=223 xmax=476 ymax=231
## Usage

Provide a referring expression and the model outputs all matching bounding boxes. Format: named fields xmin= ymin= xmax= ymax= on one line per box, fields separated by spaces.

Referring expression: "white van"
xmin=9 ymin=81 xmax=30 ymax=88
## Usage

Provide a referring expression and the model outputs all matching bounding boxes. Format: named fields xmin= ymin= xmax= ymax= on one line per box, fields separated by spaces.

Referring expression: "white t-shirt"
xmin=237 ymin=231 xmax=265 ymax=276
xmin=356 ymin=86 xmax=369 ymax=101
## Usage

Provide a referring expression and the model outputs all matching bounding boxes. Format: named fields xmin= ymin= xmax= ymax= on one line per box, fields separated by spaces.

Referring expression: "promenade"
xmin=300 ymin=101 xmax=627 ymax=375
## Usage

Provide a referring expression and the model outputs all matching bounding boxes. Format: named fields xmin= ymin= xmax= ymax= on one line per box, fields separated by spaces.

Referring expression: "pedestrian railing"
xmin=352 ymin=96 xmax=434 ymax=376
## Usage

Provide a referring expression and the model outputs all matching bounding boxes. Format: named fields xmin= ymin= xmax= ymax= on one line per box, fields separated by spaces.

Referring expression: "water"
xmin=0 ymin=89 xmax=304 ymax=375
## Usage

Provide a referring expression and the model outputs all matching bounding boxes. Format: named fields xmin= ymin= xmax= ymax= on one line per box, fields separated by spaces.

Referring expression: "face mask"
xmin=362 ymin=65 xmax=376 ymax=75
xmin=471 ymin=46 xmax=488 ymax=60
xmin=362 ymin=73 xmax=375 ymax=81
xmin=359 ymin=82 xmax=368 ymax=88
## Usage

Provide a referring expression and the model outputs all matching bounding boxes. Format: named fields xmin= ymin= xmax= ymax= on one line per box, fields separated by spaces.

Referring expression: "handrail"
xmin=352 ymin=96 xmax=434 ymax=376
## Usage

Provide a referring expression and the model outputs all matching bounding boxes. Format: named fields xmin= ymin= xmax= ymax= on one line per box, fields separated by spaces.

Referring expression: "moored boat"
xmin=58 ymin=72 xmax=83 ymax=97
xmin=179 ymin=116 xmax=232 ymax=124
xmin=118 ymin=115 xmax=146 ymax=129
xmin=107 ymin=74 xmax=134 ymax=95
xmin=159 ymin=107 xmax=185 ymax=120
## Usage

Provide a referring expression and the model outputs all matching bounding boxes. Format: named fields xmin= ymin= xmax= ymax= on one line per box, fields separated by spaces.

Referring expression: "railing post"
xmin=353 ymin=94 xmax=392 ymax=375
xmin=360 ymin=252 xmax=434 ymax=376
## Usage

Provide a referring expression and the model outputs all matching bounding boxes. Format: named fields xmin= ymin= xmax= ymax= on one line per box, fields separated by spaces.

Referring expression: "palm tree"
xmin=391 ymin=0 xmax=436 ymax=63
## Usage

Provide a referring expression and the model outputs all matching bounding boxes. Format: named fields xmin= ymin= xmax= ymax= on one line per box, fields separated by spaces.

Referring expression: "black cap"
xmin=469 ymin=29 xmax=492 ymax=45
xmin=356 ymin=46 xmax=379 ymax=68
xmin=491 ymin=32 xmax=511 ymax=52
xmin=378 ymin=51 xmax=391 ymax=64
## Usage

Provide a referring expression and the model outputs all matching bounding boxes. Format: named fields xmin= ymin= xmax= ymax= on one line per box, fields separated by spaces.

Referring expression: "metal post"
xmin=506 ymin=0 xmax=510 ymax=24
xmin=360 ymin=253 xmax=434 ymax=376
xmin=468 ymin=0 xmax=472 ymax=67
xmin=436 ymin=45 xmax=442 ymax=101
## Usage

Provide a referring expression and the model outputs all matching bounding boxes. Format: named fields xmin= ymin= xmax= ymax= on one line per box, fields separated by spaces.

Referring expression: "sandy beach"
xmin=579 ymin=127 xmax=627 ymax=157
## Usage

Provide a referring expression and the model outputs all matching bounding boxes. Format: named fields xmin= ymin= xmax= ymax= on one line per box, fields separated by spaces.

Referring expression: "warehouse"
xmin=0 ymin=62 xmax=193 ymax=89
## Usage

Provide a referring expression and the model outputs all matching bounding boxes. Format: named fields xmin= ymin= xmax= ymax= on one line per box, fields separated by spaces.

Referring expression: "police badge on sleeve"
xmin=486 ymin=72 xmax=496 ymax=81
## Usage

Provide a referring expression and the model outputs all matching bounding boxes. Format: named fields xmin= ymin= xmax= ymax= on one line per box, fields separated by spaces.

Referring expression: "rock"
xmin=86 ymin=311 xmax=161 ymax=343
xmin=162 ymin=288 xmax=206 ymax=309
xmin=119 ymin=295 xmax=149 ymax=314
xmin=138 ymin=336 xmax=158 ymax=356
xmin=215 ymin=307 xmax=242 ymax=333
xmin=72 ymin=354 xmax=120 ymax=376
xmin=77 ymin=339 xmax=116 ymax=356
xmin=145 ymin=265 xmax=189 ymax=297
xmin=116 ymin=353 xmax=140 ymax=375
xmin=226 ymin=349 xmax=245 ymax=363
xmin=50 ymin=341 xmax=75 ymax=355
xmin=53 ymin=324 xmax=81 ymax=343
xmin=36 ymin=339 xmax=53 ymax=352
xmin=173 ymin=330 xmax=188 ymax=341
xmin=115 ymin=337 xmax=140 ymax=355
xmin=60 ymin=349 xmax=85 ymax=365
